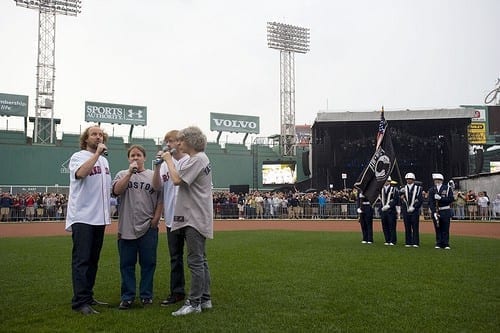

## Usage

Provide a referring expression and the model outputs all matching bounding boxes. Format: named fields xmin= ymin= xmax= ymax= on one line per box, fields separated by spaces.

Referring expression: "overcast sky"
xmin=1 ymin=0 xmax=499 ymax=143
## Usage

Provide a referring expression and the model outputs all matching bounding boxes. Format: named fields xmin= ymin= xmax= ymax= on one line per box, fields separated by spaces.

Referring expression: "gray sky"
xmin=1 ymin=0 xmax=499 ymax=143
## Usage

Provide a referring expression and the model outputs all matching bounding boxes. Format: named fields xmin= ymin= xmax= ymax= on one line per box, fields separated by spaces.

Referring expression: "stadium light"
xmin=14 ymin=0 xmax=82 ymax=144
xmin=267 ymin=22 xmax=310 ymax=157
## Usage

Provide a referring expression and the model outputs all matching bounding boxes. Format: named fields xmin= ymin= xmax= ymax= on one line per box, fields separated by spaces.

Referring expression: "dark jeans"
xmin=71 ymin=223 xmax=106 ymax=310
xmin=167 ymin=227 xmax=185 ymax=297
xmin=118 ymin=227 xmax=158 ymax=301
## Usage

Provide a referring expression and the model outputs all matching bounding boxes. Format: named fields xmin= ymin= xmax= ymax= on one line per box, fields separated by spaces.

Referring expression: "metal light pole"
xmin=15 ymin=0 xmax=82 ymax=144
xmin=267 ymin=22 xmax=310 ymax=157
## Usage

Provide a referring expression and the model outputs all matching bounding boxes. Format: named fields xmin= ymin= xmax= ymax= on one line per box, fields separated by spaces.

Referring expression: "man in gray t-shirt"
xmin=161 ymin=126 xmax=213 ymax=316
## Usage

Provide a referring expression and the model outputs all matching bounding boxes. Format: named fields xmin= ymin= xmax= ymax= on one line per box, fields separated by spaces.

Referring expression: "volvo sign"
xmin=85 ymin=101 xmax=147 ymax=126
xmin=210 ymin=112 xmax=259 ymax=134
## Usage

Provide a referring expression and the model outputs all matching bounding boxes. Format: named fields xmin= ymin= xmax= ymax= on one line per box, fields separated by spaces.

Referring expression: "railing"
xmin=1 ymin=202 xmax=498 ymax=222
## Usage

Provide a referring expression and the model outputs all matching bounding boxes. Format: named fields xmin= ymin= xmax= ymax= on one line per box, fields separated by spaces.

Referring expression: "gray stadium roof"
xmin=314 ymin=108 xmax=476 ymax=123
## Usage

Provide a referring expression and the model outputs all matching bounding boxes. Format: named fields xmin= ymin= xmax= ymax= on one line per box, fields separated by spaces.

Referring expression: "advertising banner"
xmin=0 ymin=93 xmax=29 ymax=117
xmin=210 ymin=112 xmax=259 ymax=134
xmin=85 ymin=101 xmax=147 ymax=126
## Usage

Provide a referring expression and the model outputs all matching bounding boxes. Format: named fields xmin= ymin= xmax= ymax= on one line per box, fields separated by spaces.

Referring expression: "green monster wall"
xmin=0 ymin=131 xmax=308 ymax=191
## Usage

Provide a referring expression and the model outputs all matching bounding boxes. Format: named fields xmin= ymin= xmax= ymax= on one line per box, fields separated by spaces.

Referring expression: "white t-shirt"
xmin=65 ymin=150 xmax=112 ymax=232
xmin=160 ymin=154 xmax=189 ymax=228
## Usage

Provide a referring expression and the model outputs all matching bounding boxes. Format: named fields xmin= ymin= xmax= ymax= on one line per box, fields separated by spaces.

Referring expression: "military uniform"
xmin=400 ymin=173 xmax=423 ymax=247
xmin=357 ymin=192 xmax=373 ymax=244
xmin=428 ymin=173 xmax=454 ymax=249
xmin=379 ymin=177 xmax=399 ymax=245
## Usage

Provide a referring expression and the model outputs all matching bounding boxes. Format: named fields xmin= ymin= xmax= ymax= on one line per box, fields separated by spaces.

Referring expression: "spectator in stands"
xmin=24 ymin=193 xmax=36 ymax=221
xmin=466 ymin=190 xmax=477 ymax=220
xmin=454 ymin=190 xmax=466 ymax=220
xmin=492 ymin=193 xmax=500 ymax=219
xmin=1 ymin=192 xmax=12 ymax=221
xmin=477 ymin=191 xmax=489 ymax=221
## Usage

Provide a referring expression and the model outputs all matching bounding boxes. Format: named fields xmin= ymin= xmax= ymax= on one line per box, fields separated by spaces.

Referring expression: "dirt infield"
xmin=0 ymin=219 xmax=499 ymax=239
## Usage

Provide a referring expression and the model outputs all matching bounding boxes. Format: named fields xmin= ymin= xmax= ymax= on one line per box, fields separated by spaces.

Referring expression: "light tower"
xmin=15 ymin=0 xmax=82 ymax=144
xmin=267 ymin=22 xmax=310 ymax=156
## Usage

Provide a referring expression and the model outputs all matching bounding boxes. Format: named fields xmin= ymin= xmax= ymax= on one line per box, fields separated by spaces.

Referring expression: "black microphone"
xmin=102 ymin=149 xmax=108 ymax=156
xmin=132 ymin=166 xmax=138 ymax=174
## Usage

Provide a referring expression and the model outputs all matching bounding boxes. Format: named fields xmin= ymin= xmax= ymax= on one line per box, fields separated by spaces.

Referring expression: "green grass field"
xmin=0 ymin=231 xmax=498 ymax=332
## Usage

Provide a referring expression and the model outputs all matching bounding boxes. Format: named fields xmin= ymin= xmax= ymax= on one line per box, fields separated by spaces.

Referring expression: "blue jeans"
xmin=179 ymin=226 xmax=211 ymax=305
xmin=118 ymin=227 xmax=158 ymax=301
xmin=71 ymin=223 xmax=106 ymax=309
xmin=167 ymin=227 xmax=185 ymax=296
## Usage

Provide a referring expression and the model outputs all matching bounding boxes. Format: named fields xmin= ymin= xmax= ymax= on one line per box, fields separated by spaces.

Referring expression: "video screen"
xmin=262 ymin=162 xmax=297 ymax=185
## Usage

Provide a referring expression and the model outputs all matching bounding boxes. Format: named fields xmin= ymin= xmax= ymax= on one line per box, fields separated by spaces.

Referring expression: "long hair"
xmin=79 ymin=125 xmax=108 ymax=150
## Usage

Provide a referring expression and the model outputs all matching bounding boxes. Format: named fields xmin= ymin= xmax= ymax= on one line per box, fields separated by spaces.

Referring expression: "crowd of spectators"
xmin=1 ymin=189 xmax=499 ymax=222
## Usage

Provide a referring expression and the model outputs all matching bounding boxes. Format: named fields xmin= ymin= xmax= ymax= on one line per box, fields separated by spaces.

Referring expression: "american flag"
xmin=376 ymin=106 xmax=387 ymax=150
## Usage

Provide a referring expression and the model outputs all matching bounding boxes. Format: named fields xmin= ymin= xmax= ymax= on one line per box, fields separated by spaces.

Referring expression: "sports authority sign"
xmin=0 ymin=93 xmax=29 ymax=117
xmin=210 ymin=112 xmax=259 ymax=134
xmin=85 ymin=101 xmax=147 ymax=126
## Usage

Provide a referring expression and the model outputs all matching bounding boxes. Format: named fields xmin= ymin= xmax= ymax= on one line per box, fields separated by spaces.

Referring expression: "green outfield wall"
xmin=0 ymin=131 xmax=309 ymax=191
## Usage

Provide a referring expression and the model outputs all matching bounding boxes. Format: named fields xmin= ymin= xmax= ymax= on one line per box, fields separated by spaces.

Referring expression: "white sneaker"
xmin=384 ymin=242 xmax=389 ymax=246
xmin=444 ymin=246 xmax=451 ymax=250
xmin=201 ymin=300 xmax=212 ymax=310
xmin=435 ymin=246 xmax=441 ymax=249
xmin=405 ymin=245 xmax=412 ymax=248
xmin=389 ymin=243 xmax=395 ymax=246
xmin=361 ymin=241 xmax=367 ymax=244
xmin=413 ymin=245 xmax=419 ymax=248
xmin=171 ymin=300 xmax=201 ymax=316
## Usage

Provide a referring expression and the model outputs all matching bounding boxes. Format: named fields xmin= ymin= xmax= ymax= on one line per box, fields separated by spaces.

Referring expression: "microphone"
xmin=132 ymin=166 xmax=138 ymax=174
xmin=154 ymin=146 xmax=175 ymax=165
xmin=102 ymin=149 xmax=108 ymax=156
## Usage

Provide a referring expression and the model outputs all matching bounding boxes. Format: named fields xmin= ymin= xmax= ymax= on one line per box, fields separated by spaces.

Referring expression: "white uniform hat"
xmin=405 ymin=172 xmax=415 ymax=180
xmin=432 ymin=173 xmax=444 ymax=180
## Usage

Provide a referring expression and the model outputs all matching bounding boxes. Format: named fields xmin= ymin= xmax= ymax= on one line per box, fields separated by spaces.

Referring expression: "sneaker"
xmin=435 ymin=246 xmax=441 ymax=249
xmin=201 ymin=300 xmax=212 ymax=310
xmin=413 ymin=245 xmax=419 ymax=248
xmin=389 ymin=243 xmax=395 ymax=246
xmin=160 ymin=294 xmax=185 ymax=307
xmin=172 ymin=300 xmax=201 ymax=316
xmin=361 ymin=241 xmax=367 ymax=244
xmin=444 ymin=246 xmax=451 ymax=250
xmin=405 ymin=245 xmax=412 ymax=247
xmin=90 ymin=298 xmax=109 ymax=306
xmin=118 ymin=300 xmax=133 ymax=310
xmin=141 ymin=298 xmax=153 ymax=306
xmin=384 ymin=242 xmax=389 ymax=246
xmin=367 ymin=241 xmax=372 ymax=244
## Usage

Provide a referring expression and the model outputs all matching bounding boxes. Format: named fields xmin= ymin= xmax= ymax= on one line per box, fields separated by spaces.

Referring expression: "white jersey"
xmin=160 ymin=154 xmax=189 ymax=228
xmin=65 ymin=150 xmax=112 ymax=232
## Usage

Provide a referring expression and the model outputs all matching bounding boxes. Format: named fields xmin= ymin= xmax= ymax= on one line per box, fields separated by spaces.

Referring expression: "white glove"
xmin=434 ymin=194 xmax=441 ymax=200
xmin=381 ymin=205 xmax=390 ymax=212
xmin=359 ymin=193 xmax=365 ymax=198
xmin=408 ymin=206 xmax=415 ymax=213
xmin=357 ymin=208 xmax=362 ymax=214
